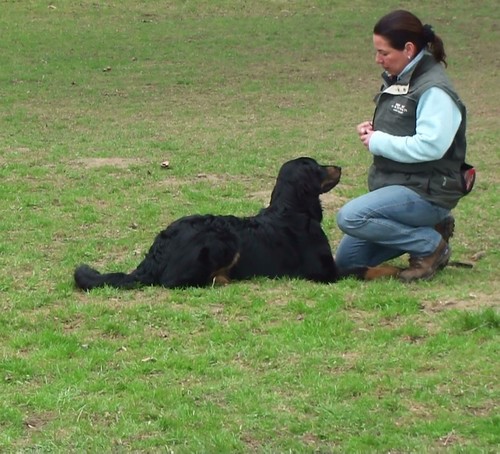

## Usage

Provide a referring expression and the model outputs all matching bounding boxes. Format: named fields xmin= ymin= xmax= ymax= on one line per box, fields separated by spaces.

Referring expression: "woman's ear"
xmin=404 ymin=42 xmax=417 ymax=60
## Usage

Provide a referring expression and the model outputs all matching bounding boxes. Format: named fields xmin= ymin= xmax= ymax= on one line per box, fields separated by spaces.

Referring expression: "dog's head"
xmin=277 ymin=157 xmax=341 ymax=195
xmin=268 ymin=157 xmax=342 ymax=221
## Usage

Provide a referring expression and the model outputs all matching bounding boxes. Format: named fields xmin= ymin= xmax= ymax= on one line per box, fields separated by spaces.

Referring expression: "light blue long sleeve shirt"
xmin=369 ymin=51 xmax=462 ymax=164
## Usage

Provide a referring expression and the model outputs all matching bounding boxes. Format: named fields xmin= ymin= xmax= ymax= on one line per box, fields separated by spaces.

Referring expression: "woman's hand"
xmin=356 ymin=121 xmax=374 ymax=148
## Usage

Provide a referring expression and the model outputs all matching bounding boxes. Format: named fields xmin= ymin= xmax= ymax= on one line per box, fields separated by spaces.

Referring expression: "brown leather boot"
xmin=434 ymin=215 xmax=454 ymax=270
xmin=399 ymin=239 xmax=452 ymax=283
xmin=435 ymin=215 xmax=455 ymax=243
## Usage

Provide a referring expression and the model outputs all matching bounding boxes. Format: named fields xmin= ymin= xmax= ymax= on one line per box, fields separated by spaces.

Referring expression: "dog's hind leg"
xmin=159 ymin=241 xmax=240 ymax=288
xmin=211 ymin=252 xmax=240 ymax=286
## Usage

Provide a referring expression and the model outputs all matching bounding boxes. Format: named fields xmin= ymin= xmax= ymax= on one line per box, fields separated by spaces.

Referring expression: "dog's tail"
xmin=74 ymin=264 xmax=140 ymax=290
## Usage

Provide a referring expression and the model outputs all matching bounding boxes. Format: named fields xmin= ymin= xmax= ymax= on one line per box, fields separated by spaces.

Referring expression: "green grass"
xmin=1 ymin=1 xmax=499 ymax=452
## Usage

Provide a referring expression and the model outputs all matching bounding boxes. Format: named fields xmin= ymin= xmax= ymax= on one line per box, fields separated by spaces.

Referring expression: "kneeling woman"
xmin=336 ymin=9 xmax=471 ymax=282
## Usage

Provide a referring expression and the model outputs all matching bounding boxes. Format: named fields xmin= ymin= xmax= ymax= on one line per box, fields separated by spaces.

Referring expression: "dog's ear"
xmin=298 ymin=164 xmax=325 ymax=196
xmin=299 ymin=178 xmax=322 ymax=197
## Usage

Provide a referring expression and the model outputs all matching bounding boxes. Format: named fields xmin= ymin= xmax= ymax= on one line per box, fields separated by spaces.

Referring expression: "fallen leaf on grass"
xmin=471 ymin=251 xmax=486 ymax=261
xmin=141 ymin=357 xmax=156 ymax=363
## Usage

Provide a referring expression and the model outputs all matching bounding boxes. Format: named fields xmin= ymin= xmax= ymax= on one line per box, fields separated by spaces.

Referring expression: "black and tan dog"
xmin=74 ymin=157 xmax=399 ymax=290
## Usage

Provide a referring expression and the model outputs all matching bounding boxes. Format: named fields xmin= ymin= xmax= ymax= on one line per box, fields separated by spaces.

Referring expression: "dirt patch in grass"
xmin=75 ymin=157 xmax=145 ymax=169
xmin=422 ymin=292 xmax=500 ymax=313
xmin=436 ymin=430 xmax=465 ymax=449
xmin=24 ymin=411 xmax=57 ymax=431
xmin=465 ymin=400 xmax=498 ymax=417
xmin=321 ymin=191 xmax=350 ymax=213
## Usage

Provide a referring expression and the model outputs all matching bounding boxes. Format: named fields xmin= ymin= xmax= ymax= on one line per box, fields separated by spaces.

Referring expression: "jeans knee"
xmin=336 ymin=205 xmax=361 ymax=235
xmin=336 ymin=207 xmax=347 ymax=232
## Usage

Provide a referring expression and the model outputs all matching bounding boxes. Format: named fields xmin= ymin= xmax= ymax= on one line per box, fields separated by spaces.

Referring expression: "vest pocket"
xmin=428 ymin=169 xmax=464 ymax=205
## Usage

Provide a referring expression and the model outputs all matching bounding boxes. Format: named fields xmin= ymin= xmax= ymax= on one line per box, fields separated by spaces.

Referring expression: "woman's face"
xmin=373 ymin=34 xmax=411 ymax=77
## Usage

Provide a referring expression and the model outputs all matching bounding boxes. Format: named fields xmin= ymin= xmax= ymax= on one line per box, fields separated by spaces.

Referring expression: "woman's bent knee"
xmin=336 ymin=203 xmax=363 ymax=235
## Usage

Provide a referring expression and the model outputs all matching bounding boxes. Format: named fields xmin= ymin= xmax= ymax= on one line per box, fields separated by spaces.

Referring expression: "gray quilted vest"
xmin=368 ymin=53 xmax=468 ymax=209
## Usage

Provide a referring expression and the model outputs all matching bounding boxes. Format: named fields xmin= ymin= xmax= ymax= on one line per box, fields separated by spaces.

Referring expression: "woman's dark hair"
xmin=374 ymin=10 xmax=447 ymax=66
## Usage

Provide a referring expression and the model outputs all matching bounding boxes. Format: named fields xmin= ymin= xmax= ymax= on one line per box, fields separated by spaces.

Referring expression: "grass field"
xmin=1 ymin=1 xmax=499 ymax=452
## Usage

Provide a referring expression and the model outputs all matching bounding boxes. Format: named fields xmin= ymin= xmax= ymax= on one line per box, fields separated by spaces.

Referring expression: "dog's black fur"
xmin=74 ymin=157 xmax=399 ymax=290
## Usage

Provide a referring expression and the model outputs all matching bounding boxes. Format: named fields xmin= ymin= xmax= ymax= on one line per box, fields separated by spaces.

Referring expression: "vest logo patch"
xmin=390 ymin=102 xmax=408 ymax=115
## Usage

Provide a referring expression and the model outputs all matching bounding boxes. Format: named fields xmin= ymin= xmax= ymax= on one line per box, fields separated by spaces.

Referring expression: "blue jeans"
xmin=335 ymin=185 xmax=451 ymax=269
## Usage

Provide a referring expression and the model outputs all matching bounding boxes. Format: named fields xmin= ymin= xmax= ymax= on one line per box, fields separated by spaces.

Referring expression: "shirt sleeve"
xmin=368 ymin=87 xmax=462 ymax=163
